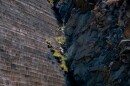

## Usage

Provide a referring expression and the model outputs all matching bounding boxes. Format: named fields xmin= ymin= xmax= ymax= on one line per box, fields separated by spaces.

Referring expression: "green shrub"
xmin=60 ymin=62 xmax=68 ymax=72
xmin=49 ymin=0 xmax=54 ymax=6
xmin=53 ymin=50 xmax=61 ymax=57
xmin=55 ymin=37 xmax=65 ymax=44
xmin=46 ymin=40 xmax=68 ymax=72
xmin=53 ymin=49 xmax=68 ymax=72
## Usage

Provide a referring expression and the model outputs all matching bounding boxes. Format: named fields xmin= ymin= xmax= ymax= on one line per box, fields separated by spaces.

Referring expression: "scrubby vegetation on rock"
xmin=46 ymin=40 xmax=68 ymax=72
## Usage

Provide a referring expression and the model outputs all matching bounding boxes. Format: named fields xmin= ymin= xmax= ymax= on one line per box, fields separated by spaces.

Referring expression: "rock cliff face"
xmin=59 ymin=0 xmax=130 ymax=86
xmin=0 ymin=0 xmax=66 ymax=86
xmin=1 ymin=0 xmax=130 ymax=86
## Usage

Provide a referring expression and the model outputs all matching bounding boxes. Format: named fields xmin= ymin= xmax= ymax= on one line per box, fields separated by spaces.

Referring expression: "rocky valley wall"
xmin=0 ymin=0 xmax=66 ymax=86
xmin=55 ymin=0 xmax=130 ymax=86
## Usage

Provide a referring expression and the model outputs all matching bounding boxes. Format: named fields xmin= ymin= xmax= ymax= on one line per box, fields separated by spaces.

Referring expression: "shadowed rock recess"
xmin=0 ymin=0 xmax=66 ymax=86
xmin=60 ymin=0 xmax=130 ymax=86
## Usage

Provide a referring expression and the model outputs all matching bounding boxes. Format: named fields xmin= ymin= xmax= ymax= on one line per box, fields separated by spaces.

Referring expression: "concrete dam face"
xmin=0 ymin=0 xmax=66 ymax=86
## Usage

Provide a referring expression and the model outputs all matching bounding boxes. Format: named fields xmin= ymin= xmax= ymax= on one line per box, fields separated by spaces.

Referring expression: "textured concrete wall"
xmin=0 ymin=0 xmax=66 ymax=86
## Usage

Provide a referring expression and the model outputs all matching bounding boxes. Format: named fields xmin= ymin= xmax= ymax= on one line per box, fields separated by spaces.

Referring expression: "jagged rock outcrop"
xmin=0 ymin=0 xmax=66 ymax=86
xmin=64 ymin=0 xmax=130 ymax=86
